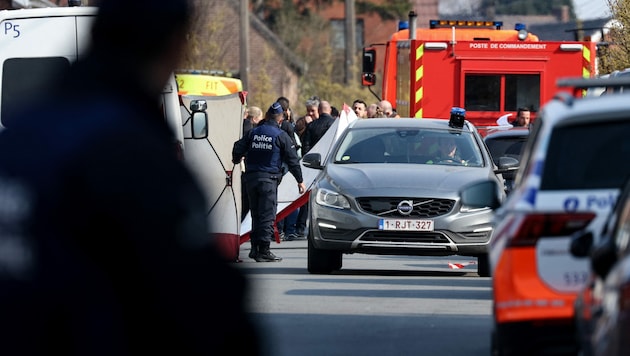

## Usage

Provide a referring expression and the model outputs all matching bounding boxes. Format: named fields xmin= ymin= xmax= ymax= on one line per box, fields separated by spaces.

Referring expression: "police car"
xmin=489 ymin=77 xmax=630 ymax=355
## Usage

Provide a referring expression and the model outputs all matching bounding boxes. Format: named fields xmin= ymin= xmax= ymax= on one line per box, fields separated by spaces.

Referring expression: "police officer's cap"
xmin=268 ymin=102 xmax=284 ymax=116
xmin=449 ymin=107 xmax=466 ymax=129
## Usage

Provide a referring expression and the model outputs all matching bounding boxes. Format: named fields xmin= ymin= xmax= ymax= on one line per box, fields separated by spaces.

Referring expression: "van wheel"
xmin=307 ymin=230 xmax=342 ymax=274
xmin=478 ymin=253 xmax=490 ymax=277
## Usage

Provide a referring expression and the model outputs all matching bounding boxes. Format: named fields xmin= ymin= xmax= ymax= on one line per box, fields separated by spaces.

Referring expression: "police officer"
xmin=233 ymin=102 xmax=306 ymax=262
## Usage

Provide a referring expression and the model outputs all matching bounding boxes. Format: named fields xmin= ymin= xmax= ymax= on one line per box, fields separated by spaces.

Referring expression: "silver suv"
xmin=302 ymin=118 xmax=513 ymax=276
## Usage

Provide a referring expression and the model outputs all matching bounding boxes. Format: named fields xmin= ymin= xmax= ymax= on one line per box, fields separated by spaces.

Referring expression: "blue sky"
xmin=440 ymin=1 xmax=611 ymax=20
xmin=574 ymin=0 xmax=611 ymax=20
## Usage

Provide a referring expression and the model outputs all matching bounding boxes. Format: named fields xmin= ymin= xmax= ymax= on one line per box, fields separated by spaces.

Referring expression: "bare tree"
xmin=599 ymin=0 xmax=630 ymax=73
xmin=181 ymin=1 xmax=232 ymax=72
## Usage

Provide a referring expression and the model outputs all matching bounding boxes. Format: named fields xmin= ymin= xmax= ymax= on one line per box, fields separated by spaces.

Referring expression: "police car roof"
xmin=542 ymin=91 xmax=630 ymax=128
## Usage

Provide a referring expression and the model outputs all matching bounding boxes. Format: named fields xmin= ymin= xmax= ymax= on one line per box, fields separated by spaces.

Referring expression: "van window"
xmin=541 ymin=120 xmax=630 ymax=190
xmin=464 ymin=73 xmax=540 ymax=112
xmin=2 ymin=57 xmax=70 ymax=128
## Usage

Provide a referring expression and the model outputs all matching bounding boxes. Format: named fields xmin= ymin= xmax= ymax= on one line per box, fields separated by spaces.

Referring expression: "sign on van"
xmin=175 ymin=73 xmax=243 ymax=96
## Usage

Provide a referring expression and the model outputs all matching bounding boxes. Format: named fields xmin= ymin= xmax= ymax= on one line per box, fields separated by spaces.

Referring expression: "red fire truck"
xmin=362 ymin=12 xmax=597 ymax=127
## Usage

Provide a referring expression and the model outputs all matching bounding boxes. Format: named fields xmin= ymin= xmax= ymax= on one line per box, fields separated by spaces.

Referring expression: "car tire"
xmin=307 ymin=229 xmax=342 ymax=274
xmin=477 ymin=253 xmax=490 ymax=277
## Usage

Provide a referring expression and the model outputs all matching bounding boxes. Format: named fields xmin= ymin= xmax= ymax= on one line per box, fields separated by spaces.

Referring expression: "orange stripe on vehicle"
xmin=221 ymin=79 xmax=241 ymax=94
xmin=493 ymin=248 xmax=577 ymax=324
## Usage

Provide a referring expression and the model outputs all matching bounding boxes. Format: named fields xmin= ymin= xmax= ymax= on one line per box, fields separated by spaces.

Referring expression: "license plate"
xmin=378 ymin=219 xmax=434 ymax=231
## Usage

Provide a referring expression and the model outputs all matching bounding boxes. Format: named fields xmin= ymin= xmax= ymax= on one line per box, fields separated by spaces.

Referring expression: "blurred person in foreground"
xmin=0 ymin=0 xmax=260 ymax=355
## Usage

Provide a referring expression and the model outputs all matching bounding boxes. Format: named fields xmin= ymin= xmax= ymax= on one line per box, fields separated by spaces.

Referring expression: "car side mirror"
xmin=495 ymin=156 xmax=519 ymax=174
xmin=591 ymin=237 xmax=618 ymax=279
xmin=191 ymin=112 xmax=208 ymax=139
xmin=569 ymin=231 xmax=593 ymax=258
xmin=190 ymin=100 xmax=208 ymax=139
xmin=302 ymin=152 xmax=323 ymax=170
xmin=460 ymin=180 xmax=502 ymax=210
xmin=362 ymin=47 xmax=377 ymax=87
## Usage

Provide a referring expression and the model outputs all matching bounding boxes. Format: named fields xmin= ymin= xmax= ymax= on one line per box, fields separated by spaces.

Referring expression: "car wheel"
xmin=307 ymin=228 xmax=342 ymax=274
xmin=477 ymin=253 xmax=490 ymax=277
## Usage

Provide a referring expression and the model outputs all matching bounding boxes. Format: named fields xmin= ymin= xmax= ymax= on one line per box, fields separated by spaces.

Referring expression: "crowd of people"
xmin=352 ymin=99 xmax=400 ymax=119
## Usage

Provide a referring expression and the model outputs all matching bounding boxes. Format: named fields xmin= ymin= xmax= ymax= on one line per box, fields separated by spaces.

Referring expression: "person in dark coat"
xmin=233 ymin=102 xmax=306 ymax=262
xmin=0 ymin=1 xmax=260 ymax=355
xmin=243 ymin=105 xmax=263 ymax=138
xmin=301 ymin=100 xmax=336 ymax=154
xmin=241 ymin=106 xmax=263 ymax=221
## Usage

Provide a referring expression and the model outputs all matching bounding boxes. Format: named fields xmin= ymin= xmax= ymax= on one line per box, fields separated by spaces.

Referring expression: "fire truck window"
xmin=465 ymin=75 xmax=500 ymax=111
xmin=505 ymin=74 xmax=540 ymax=112
xmin=2 ymin=57 xmax=70 ymax=128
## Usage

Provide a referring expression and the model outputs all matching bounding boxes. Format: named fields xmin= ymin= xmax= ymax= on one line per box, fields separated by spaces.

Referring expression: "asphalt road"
xmin=235 ymin=239 xmax=493 ymax=356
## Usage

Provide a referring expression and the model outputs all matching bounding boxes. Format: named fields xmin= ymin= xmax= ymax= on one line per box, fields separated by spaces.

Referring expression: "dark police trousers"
xmin=245 ymin=172 xmax=280 ymax=247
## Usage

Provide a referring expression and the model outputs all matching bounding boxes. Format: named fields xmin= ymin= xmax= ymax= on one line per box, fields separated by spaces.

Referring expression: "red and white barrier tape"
xmin=448 ymin=261 xmax=477 ymax=269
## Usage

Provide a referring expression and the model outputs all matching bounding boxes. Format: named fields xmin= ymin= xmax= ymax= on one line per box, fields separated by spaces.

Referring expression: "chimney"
xmin=411 ymin=0 xmax=438 ymax=28
xmin=553 ymin=5 xmax=571 ymax=23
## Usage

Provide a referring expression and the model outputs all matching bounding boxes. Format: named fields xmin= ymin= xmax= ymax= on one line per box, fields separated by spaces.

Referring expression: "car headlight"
xmin=315 ymin=188 xmax=351 ymax=209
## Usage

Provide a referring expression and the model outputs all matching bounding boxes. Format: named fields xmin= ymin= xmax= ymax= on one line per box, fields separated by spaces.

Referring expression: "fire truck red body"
xmin=362 ymin=16 xmax=597 ymax=127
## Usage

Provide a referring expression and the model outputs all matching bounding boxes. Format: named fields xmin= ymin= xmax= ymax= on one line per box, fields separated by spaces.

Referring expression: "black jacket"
xmin=232 ymin=120 xmax=303 ymax=183
xmin=302 ymin=113 xmax=335 ymax=154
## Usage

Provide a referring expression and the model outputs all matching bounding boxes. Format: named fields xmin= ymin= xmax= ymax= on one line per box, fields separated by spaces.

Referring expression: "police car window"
xmin=2 ymin=57 xmax=70 ymax=128
xmin=541 ymin=120 xmax=630 ymax=190
xmin=485 ymin=136 xmax=527 ymax=164
xmin=514 ymin=117 xmax=542 ymax=186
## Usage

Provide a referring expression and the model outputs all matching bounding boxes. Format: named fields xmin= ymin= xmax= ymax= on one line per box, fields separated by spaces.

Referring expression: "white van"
xmin=161 ymin=73 xmax=246 ymax=262
xmin=0 ymin=6 xmax=97 ymax=129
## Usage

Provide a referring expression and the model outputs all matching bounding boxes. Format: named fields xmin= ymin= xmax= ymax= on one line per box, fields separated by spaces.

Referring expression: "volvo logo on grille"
xmin=397 ymin=200 xmax=413 ymax=216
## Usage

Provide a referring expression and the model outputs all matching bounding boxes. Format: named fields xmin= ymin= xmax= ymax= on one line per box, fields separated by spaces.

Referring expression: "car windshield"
xmin=333 ymin=127 xmax=484 ymax=167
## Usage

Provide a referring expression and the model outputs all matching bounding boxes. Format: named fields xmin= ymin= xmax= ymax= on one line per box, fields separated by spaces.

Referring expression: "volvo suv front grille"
xmin=356 ymin=197 xmax=454 ymax=218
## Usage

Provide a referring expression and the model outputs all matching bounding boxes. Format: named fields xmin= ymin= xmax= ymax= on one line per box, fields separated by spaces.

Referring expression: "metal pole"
xmin=345 ymin=0 xmax=356 ymax=85
xmin=409 ymin=10 xmax=417 ymax=40
xmin=240 ymin=0 xmax=250 ymax=91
